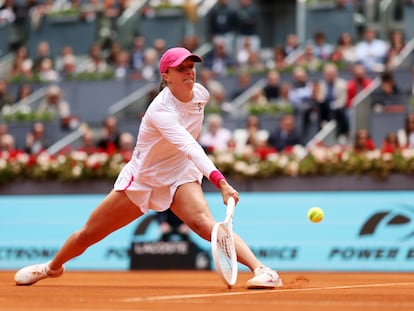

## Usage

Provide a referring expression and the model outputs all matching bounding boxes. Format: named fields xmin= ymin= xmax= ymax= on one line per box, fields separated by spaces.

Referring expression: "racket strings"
xmin=216 ymin=225 xmax=234 ymax=281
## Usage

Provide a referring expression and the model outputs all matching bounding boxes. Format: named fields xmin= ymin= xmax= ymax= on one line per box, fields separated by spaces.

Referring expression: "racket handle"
xmin=226 ymin=197 xmax=235 ymax=217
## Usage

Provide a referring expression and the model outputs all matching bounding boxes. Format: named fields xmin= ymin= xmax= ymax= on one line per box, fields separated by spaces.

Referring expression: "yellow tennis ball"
xmin=307 ymin=206 xmax=324 ymax=223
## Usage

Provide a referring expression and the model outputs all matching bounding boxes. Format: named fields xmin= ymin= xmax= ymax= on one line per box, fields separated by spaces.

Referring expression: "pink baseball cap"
xmin=159 ymin=47 xmax=202 ymax=73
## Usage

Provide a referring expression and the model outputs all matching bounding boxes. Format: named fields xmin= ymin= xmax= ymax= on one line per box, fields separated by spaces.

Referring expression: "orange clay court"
xmin=1 ymin=271 xmax=414 ymax=311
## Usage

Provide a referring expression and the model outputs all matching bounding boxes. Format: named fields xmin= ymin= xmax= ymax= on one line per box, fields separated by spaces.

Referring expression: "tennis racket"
xmin=211 ymin=197 xmax=238 ymax=288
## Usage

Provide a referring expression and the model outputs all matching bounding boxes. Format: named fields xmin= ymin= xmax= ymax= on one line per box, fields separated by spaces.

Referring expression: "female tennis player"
xmin=14 ymin=47 xmax=282 ymax=289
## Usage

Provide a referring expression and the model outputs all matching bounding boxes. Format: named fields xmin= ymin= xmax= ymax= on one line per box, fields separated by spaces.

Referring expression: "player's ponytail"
xmin=159 ymin=78 xmax=167 ymax=92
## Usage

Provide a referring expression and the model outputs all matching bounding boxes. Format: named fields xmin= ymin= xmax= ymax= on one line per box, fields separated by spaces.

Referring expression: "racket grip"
xmin=226 ymin=197 xmax=235 ymax=216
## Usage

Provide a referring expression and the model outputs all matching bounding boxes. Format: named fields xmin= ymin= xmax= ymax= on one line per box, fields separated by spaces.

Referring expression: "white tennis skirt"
xmin=114 ymin=161 xmax=203 ymax=214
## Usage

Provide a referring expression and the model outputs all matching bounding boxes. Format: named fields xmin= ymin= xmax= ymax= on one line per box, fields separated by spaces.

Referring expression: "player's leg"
xmin=171 ymin=182 xmax=260 ymax=268
xmin=49 ymin=190 xmax=143 ymax=269
xmin=170 ymin=182 xmax=282 ymax=288
xmin=15 ymin=190 xmax=143 ymax=285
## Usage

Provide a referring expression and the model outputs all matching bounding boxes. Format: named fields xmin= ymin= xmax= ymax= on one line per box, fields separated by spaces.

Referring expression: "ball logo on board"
xmin=359 ymin=206 xmax=414 ymax=241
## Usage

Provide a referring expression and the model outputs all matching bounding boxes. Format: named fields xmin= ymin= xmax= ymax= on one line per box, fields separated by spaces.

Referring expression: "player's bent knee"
xmin=186 ymin=212 xmax=214 ymax=241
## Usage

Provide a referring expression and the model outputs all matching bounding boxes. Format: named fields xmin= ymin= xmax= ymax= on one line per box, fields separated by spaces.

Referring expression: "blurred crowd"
xmin=0 ymin=0 xmax=414 ymax=162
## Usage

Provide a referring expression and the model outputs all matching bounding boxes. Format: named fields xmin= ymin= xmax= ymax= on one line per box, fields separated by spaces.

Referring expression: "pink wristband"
xmin=209 ymin=170 xmax=226 ymax=189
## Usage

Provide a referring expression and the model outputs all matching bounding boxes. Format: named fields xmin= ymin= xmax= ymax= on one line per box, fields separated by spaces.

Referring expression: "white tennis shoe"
xmin=246 ymin=265 xmax=283 ymax=289
xmin=14 ymin=262 xmax=64 ymax=285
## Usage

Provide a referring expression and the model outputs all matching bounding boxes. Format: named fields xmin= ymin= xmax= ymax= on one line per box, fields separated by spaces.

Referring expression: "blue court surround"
xmin=1 ymin=191 xmax=414 ymax=271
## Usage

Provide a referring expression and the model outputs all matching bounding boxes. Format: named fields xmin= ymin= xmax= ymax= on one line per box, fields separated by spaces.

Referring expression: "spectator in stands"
xmin=37 ymin=85 xmax=70 ymax=120
xmin=311 ymin=31 xmax=334 ymax=61
xmin=317 ymin=63 xmax=349 ymax=141
xmin=9 ymin=0 xmax=34 ymax=50
xmin=273 ymin=83 xmax=294 ymax=111
xmin=106 ymin=41 xmax=122 ymax=67
xmin=198 ymin=68 xmax=226 ymax=109
xmin=294 ymin=44 xmax=322 ymax=72
xmin=288 ymin=66 xmax=313 ymax=139
xmin=245 ymin=50 xmax=265 ymax=73
xmin=9 ymin=56 xmax=32 ymax=80
xmin=55 ymin=46 xmax=77 ymax=76
xmin=199 ymin=114 xmax=232 ymax=154
xmin=33 ymin=41 xmax=53 ymax=73
xmin=141 ymin=48 xmax=160 ymax=82
xmin=61 ymin=54 xmax=77 ymax=76
xmin=0 ymin=0 xmax=15 ymax=26
xmin=29 ymin=1 xmax=53 ymax=29
xmin=310 ymin=78 xmax=326 ymax=128
xmin=67 ymin=1 xmax=81 ymax=12
xmin=203 ymin=39 xmax=235 ymax=76
xmin=233 ymin=115 xmax=269 ymax=155
xmin=2 ymin=82 xmax=31 ymax=116
xmin=84 ymin=43 xmax=110 ymax=73
xmin=99 ymin=0 xmax=125 ymax=49
xmin=130 ymin=35 xmax=146 ymax=72
xmin=0 ymin=123 xmax=17 ymax=154
xmin=346 ymin=63 xmax=373 ymax=109
xmin=212 ymin=90 xmax=230 ymax=114
xmin=231 ymin=71 xmax=252 ymax=100
xmin=208 ymin=0 xmax=238 ymax=52
xmin=81 ymin=0 xmax=104 ymax=22
xmin=267 ymin=114 xmax=301 ymax=152
xmin=118 ymin=131 xmax=135 ymax=161
xmin=152 ymin=38 xmax=166 ymax=60
xmin=38 ymin=58 xmax=60 ymax=82
xmin=265 ymin=45 xmax=288 ymax=71
xmin=371 ymin=71 xmax=403 ymax=112
xmin=96 ymin=115 xmax=121 ymax=152
xmin=9 ymin=46 xmax=33 ymax=79
xmin=15 ymin=83 xmax=33 ymax=102
xmin=0 ymin=122 xmax=8 ymax=141
xmin=0 ymin=133 xmax=16 ymax=153
xmin=199 ymin=68 xmax=224 ymax=95
xmin=262 ymin=70 xmax=281 ymax=102
xmin=13 ymin=45 xmax=30 ymax=64
xmin=236 ymin=0 xmax=260 ymax=52
xmin=78 ymin=128 xmax=97 ymax=154
xmin=245 ymin=87 xmax=268 ymax=112
xmin=236 ymin=37 xmax=255 ymax=68
xmin=180 ymin=34 xmax=200 ymax=52
xmin=24 ymin=122 xmax=50 ymax=155
xmin=253 ymin=138 xmax=277 ymax=160
xmin=283 ymin=33 xmax=301 ymax=57
xmin=381 ymin=132 xmax=400 ymax=154
xmin=0 ymin=78 xmax=14 ymax=112
xmin=353 ymin=128 xmax=376 ymax=153
xmin=113 ymin=50 xmax=132 ymax=80
xmin=397 ymin=113 xmax=414 ymax=149
xmin=386 ymin=29 xmax=406 ymax=70
xmin=330 ymin=32 xmax=357 ymax=65
xmin=355 ymin=27 xmax=388 ymax=72
xmin=12 ymin=83 xmax=33 ymax=115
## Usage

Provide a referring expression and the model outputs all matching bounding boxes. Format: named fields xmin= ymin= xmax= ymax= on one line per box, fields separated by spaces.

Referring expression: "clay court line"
xmin=120 ymin=282 xmax=414 ymax=303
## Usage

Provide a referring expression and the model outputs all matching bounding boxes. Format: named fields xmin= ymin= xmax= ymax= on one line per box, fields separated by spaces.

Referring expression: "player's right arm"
xmin=218 ymin=179 xmax=239 ymax=205
xmin=149 ymin=107 xmax=235 ymax=194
